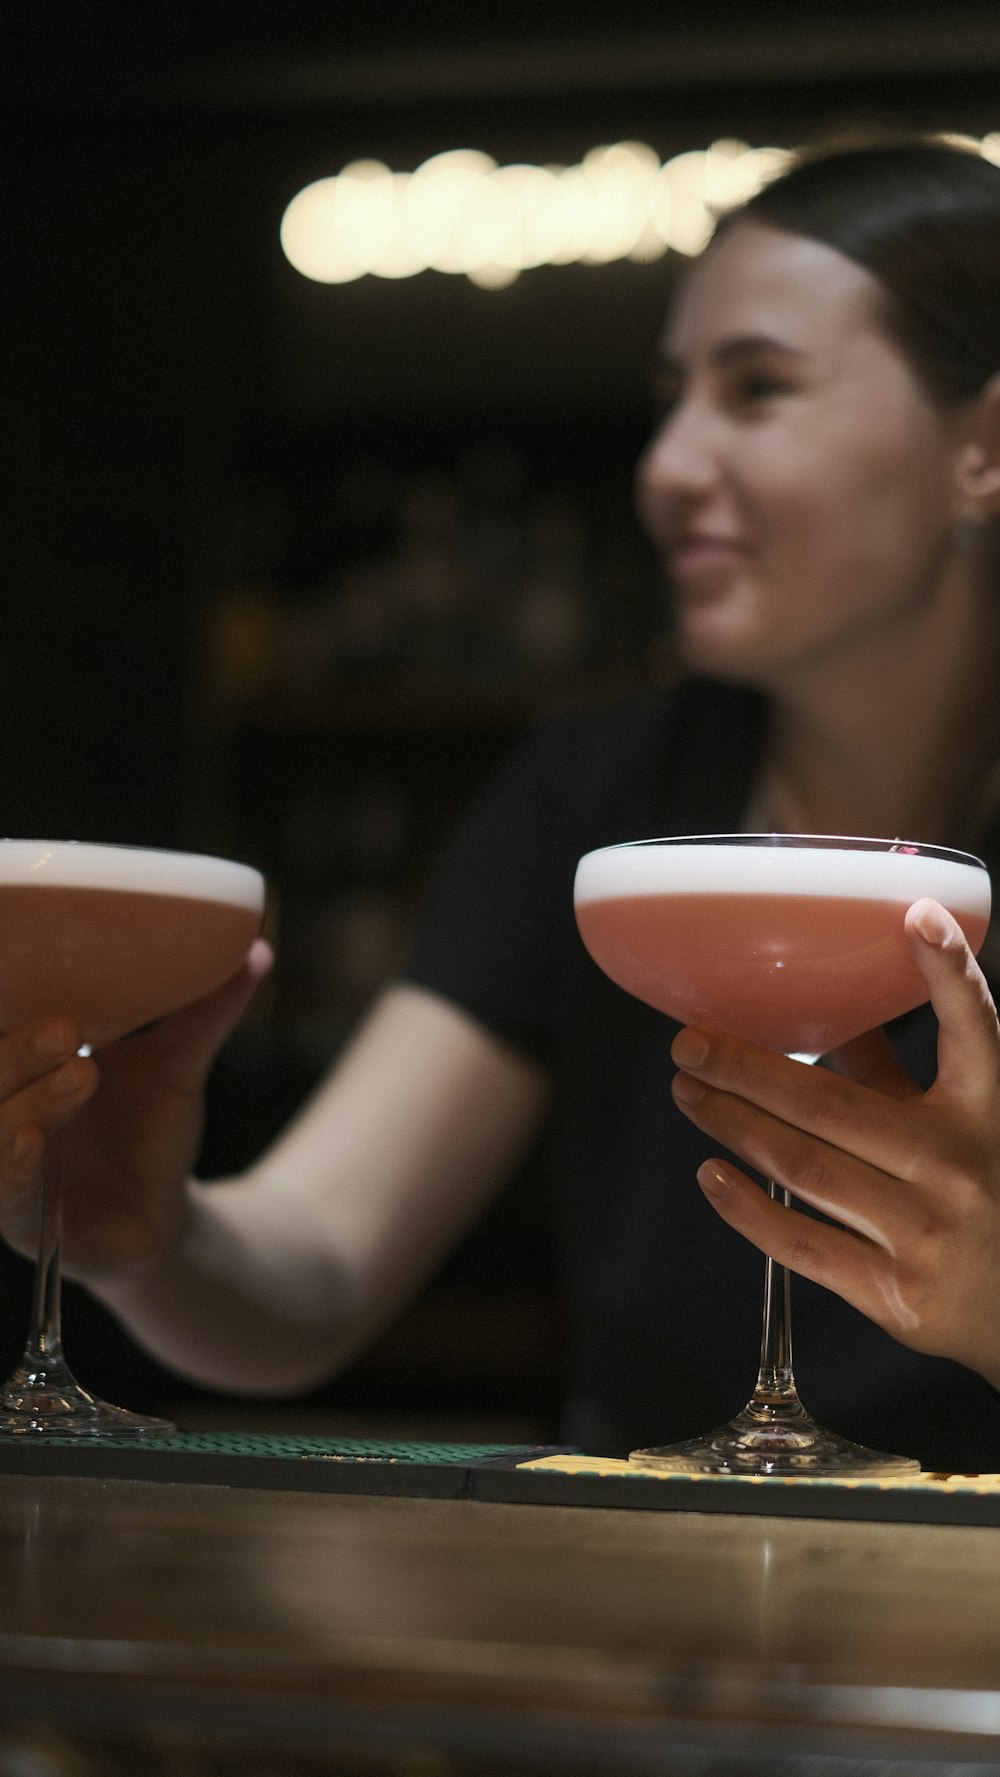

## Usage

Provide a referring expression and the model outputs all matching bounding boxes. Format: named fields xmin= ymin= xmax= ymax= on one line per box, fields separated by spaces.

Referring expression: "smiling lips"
xmin=669 ymin=533 xmax=753 ymax=582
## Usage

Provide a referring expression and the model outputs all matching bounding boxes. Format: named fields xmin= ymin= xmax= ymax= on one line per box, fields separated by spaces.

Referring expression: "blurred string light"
xmin=280 ymin=132 xmax=1000 ymax=290
xmin=279 ymin=139 xmax=787 ymax=288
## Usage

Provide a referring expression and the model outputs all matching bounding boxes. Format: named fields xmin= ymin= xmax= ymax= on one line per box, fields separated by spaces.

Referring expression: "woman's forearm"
xmin=93 ymin=1172 xmax=367 ymax=1394
xmin=91 ymin=985 xmax=551 ymax=1395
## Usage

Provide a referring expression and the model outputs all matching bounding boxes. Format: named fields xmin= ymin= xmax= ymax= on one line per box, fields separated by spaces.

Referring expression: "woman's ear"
xmin=955 ymin=373 xmax=1000 ymax=519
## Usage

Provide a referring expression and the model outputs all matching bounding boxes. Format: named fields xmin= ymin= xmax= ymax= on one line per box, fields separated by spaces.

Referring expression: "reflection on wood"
xmin=2 ymin=1473 xmax=1000 ymax=1770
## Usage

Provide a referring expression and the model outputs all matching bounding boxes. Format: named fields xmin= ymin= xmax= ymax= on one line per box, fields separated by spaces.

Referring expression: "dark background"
xmin=2 ymin=0 xmax=998 ymax=1436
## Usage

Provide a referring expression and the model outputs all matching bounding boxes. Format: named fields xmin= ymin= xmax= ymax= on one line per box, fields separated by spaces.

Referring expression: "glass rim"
xmin=0 ymin=835 xmax=252 ymax=856
xmin=0 ymin=840 xmax=265 ymax=904
xmin=0 ymin=837 xmax=262 ymax=871
xmin=593 ymin=833 xmax=988 ymax=870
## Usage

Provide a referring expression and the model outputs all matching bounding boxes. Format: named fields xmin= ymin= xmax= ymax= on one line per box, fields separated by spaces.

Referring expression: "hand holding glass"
xmin=0 ymin=841 xmax=265 ymax=1438
xmin=574 ymin=834 xmax=991 ymax=1475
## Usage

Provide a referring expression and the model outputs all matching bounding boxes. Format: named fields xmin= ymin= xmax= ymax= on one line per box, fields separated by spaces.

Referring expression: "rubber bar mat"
xmin=0 ymin=1431 xmax=562 ymax=1497
xmin=484 ymin=1452 xmax=1000 ymax=1526
xmin=3 ymin=1433 xmax=1000 ymax=1523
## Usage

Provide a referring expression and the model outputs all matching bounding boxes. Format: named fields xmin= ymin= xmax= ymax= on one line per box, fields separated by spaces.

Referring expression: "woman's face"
xmin=636 ymin=219 xmax=970 ymax=687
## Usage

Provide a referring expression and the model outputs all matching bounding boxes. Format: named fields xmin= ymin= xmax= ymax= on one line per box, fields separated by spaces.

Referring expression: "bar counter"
xmin=2 ymin=1443 xmax=1000 ymax=1773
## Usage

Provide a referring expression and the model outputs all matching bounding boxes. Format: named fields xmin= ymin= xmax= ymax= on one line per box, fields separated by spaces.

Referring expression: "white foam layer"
xmin=0 ymin=841 xmax=265 ymax=909
xmin=574 ymin=837 xmax=991 ymax=914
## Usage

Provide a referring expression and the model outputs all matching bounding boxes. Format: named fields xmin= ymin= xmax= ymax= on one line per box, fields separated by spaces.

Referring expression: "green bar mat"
xmin=0 ymin=1431 xmax=564 ymax=1496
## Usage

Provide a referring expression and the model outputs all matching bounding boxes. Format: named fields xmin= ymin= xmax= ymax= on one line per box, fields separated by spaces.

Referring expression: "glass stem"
xmin=745 ymin=1049 xmax=820 ymax=1419
xmin=24 ymin=1137 xmax=65 ymax=1369
xmin=751 ymin=1182 xmax=799 ymax=1408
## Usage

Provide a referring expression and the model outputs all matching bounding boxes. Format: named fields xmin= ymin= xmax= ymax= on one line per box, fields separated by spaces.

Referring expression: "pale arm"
xmin=93 ymin=983 xmax=551 ymax=1393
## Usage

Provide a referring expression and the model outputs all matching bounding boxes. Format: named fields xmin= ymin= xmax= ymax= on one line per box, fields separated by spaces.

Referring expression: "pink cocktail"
xmin=575 ymin=839 xmax=990 ymax=1056
xmin=0 ymin=841 xmax=266 ymax=1438
xmin=0 ymin=842 xmax=265 ymax=1048
xmin=574 ymin=834 xmax=991 ymax=1476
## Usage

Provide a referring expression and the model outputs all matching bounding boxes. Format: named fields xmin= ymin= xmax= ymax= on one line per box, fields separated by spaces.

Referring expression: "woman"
xmin=3 ymin=135 xmax=1000 ymax=1465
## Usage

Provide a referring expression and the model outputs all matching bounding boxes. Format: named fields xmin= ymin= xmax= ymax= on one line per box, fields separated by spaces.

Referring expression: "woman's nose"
xmin=635 ymin=404 xmax=717 ymax=538
xmin=639 ymin=403 xmax=717 ymax=503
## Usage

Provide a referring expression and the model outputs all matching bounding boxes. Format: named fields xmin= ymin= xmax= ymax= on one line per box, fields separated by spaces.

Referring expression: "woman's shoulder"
xmin=520 ymin=675 xmax=768 ymax=813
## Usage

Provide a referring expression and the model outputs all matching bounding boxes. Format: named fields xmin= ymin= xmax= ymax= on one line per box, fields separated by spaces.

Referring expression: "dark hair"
xmin=715 ymin=138 xmax=1000 ymax=404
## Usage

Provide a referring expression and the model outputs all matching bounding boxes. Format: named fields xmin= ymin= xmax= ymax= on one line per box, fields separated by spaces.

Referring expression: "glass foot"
xmin=0 ymin=1356 xmax=174 ymax=1438
xmin=630 ymin=1398 xmax=920 ymax=1477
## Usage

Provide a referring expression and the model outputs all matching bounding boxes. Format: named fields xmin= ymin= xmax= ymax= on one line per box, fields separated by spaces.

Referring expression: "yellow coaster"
xmin=517 ymin=1453 xmax=1000 ymax=1493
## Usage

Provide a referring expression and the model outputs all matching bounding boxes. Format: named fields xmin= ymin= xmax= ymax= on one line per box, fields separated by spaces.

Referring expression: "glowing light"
xmin=278 ymin=134 xmax=997 ymax=287
xmin=576 ymin=141 xmax=661 ymax=264
xmin=280 ymin=161 xmax=423 ymax=284
xmin=400 ymin=149 xmax=498 ymax=272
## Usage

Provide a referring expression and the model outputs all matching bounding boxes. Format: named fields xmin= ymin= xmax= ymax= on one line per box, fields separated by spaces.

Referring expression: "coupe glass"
xmin=574 ymin=833 xmax=991 ymax=1476
xmin=0 ymin=841 xmax=265 ymax=1438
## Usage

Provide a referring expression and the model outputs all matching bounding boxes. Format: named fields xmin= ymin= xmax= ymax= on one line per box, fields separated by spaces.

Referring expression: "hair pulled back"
xmin=717 ymin=138 xmax=1000 ymax=404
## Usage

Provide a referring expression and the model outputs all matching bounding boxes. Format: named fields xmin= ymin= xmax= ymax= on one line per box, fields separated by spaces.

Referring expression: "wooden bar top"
xmin=2 ymin=1469 xmax=1000 ymax=1771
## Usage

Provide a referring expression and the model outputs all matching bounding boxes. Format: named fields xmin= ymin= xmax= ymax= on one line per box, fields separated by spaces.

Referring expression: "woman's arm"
xmin=96 ymin=984 xmax=550 ymax=1392
xmin=668 ymin=898 xmax=1000 ymax=1389
xmin=0 ymin=968 xmax=550 ymax=1395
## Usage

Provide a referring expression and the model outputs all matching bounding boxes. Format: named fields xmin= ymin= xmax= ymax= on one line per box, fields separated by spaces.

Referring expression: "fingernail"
xmin=910 ymin=899 xmax=952 ymax=947
xmin=672 ymin=1071 xmax=706 ymax=1106
xmin=671 ymin=1028 xmax=709 ymax=1069
xmin=698 ymin=1163 xmax=732 ymax=1199
xmin=33 ymin=1019 xmax=77 ymax=1060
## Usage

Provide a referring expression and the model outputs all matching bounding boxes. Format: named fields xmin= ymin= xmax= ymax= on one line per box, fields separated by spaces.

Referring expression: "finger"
xmin=827 ymin=1027 xmax=919 ymax=1101
xmin=0 ymin=1133 xmax=46 ymax=1255
xmin=671 ymin=1067 xmax=905 ymax=1245
xmin=0 ymin=1053 xmax=99 ymax=1202
xmin=905 ymin=900 xmax=1000 ymax=1104
xmin=670 ymin=1026 xmax=934 ymax=1183
xmin=0 ymin=1023 xmax=97 ymax=1219
xmin=696 ymin=1160 xmax=912 ymax=1340
xmin=0 ymin=1018 xmax=85 ymax=1101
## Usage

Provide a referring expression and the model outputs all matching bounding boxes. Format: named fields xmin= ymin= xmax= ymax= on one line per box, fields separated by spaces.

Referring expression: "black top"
xmin=404 ymin=676 xmax=1000 ymax=1468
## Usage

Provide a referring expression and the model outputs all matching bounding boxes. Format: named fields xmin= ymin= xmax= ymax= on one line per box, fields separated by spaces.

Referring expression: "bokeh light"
xmin=280 ymin=134 xmax=1000 ymax=287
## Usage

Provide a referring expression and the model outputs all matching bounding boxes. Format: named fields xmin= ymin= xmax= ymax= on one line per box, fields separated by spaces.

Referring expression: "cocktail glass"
xmin=574 ymin=833 xmax=991 ymax=1476
xmin=0 ymin=841 xmax=265 ymax=1438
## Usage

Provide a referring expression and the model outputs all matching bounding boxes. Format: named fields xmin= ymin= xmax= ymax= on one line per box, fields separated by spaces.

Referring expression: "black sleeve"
xmin=400 ymin=720 xmax=577 ymax=1067
xmin=399 ymin=679 xmax=766 ymax=1067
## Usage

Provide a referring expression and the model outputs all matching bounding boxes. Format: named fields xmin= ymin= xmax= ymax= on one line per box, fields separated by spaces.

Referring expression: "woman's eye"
xmin=735 ymin=373 xmax=791 ymax=404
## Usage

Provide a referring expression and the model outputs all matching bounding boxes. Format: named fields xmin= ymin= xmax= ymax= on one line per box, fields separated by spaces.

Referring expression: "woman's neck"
xmin=757 ymin=563 xmax=1000 ymax=846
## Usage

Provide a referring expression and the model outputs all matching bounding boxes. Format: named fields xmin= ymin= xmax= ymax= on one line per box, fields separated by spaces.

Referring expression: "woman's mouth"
xmin=670 ymin=535 xmax=751 ymax=582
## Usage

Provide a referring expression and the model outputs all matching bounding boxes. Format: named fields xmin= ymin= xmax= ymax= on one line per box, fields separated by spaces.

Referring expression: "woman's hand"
xmin=0 ymin=940 xmax=272 ymax=1282
xmin=669 ymin=899 xmax=1000 ymax=1389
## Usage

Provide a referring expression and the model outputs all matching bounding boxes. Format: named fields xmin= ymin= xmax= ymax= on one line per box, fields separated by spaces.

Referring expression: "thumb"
xmin=905 ymin=899 xmax=1000 ymax=1105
